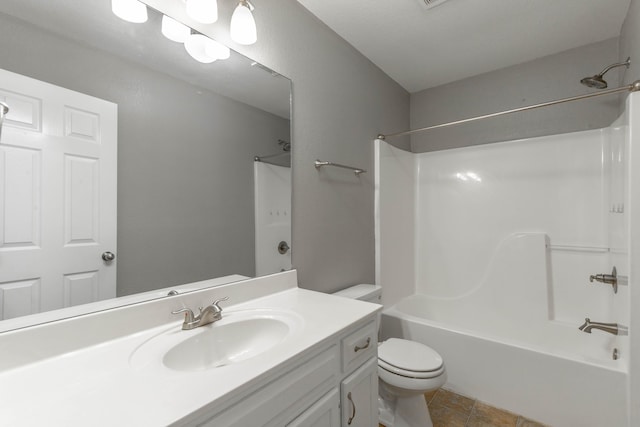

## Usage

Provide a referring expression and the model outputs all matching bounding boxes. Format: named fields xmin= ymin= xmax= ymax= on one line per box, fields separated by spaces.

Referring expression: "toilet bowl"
xmin=332 ymin=285 xmax=446 ymax=427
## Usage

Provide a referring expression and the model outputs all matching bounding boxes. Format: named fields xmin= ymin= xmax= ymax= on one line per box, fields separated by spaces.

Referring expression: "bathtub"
xmin=381 ymin=295 xmax=629 ymax=427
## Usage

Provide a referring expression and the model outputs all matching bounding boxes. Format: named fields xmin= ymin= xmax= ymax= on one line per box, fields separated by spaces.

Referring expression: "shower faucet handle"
xmin=589 ymin=267 xmax=618 ymax=293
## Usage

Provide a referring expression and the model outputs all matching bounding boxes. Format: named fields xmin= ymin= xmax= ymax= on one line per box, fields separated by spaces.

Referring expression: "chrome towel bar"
xmin=315 ymin=159 xmax=366 ymax=176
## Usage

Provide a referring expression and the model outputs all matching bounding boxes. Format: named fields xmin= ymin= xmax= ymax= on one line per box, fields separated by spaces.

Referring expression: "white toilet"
xmin=333 ymin=285 xmax=446 ymax=427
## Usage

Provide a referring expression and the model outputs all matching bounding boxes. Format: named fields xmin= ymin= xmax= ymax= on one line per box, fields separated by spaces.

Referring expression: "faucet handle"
xmin=172 ymin=307 xmax=195 ymax=323
xmin=211 ymin=296 xmax=229 ymax=313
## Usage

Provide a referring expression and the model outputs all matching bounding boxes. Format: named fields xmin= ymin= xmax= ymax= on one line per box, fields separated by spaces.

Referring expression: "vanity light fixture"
xmin=161 ymin=15 xmax=191 ymax=43
xmin=112 ymin=1 xmax=243 ymax=64
xmin=184 ymin=33 xmax=231 ymax=63
xmin=185 ymin=33 xmax=219 ymax=63
xmin=186 ymin=0 xmax=219 ymax=24
xmin=206 ymin=39 xmax=231 ymax=60
xmin=111 ymin=0 xmax=148 ymax=23
xmin=230 ymin=0 xmax=257 ymax=45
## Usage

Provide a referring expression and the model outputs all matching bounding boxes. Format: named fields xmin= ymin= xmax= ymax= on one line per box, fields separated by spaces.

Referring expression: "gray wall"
xmin=410 ymin=38 xmax=621 ymax=152
xmin=620 ymin=0 xmax=640 ymax=88
xmin=0 ymin=13 xmax=290 ymax=295
xmin=146 ymin=0 xmax=410 ymax=293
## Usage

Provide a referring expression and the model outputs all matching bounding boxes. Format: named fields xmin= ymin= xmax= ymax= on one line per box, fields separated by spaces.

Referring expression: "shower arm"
xmin=597 ymin=57 xmax=631 ymax=77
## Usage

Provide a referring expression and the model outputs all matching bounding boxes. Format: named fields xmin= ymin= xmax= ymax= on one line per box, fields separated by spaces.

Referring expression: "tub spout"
xmin=579 ymin=318 xmax=628 ymax=336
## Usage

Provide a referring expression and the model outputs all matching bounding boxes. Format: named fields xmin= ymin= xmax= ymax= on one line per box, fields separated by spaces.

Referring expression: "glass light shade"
xmin=230 ymin=2 xmax=257 ymax=45
xmin=161 ymin=15 xmax=190 ymax=43
xmin=111 ymin=0 xmax=148 ymax=23
xmin=184 ymin=34 xmax=218 ymax=64
xmin=186 ymin=0 xmax=218 ymax=24
xmin=205 ymin=40 xmax=231 ymax=60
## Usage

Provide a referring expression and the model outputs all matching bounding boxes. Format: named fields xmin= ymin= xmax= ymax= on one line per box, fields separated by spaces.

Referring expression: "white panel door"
xmin=0 ymin=68 xmax=117 ymax=320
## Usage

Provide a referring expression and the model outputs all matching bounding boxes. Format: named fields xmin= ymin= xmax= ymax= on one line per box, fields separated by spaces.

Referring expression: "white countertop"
xmin=0 ymin=273 xmax=379 ymax=426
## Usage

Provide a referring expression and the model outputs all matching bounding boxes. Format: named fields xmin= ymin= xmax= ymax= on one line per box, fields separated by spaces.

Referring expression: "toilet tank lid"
xmin=332 ymin=284 xmax=382 ymax=301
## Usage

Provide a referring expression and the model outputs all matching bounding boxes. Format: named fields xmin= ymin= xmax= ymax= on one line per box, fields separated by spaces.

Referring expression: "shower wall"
xmin=620 ymin=5 xmax=640 ymax=424
xmin=418 ymin=130 xmax=623 ymax=324
xmin=254 ymin=162 xmax=292 ymax=276
xmin=377 ymin=124 xmax=627 ymax=324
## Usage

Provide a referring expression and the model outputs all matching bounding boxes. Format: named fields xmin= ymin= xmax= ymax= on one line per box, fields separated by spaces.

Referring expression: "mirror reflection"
xmin=0 ymin=0 xmax=292 ymax=329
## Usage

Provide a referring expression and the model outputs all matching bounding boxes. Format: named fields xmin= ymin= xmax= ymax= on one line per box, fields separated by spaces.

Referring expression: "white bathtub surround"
xmin=374 ymin=140 xmax=416 ymax=307
xmin=375 ymin=92 xmax=640 ymax=426
xmin=382 ymin=299 xmax=627 ymax=427
xmin=254 ymin=162 xmax=292 ymax=275
xmin=0 ymin=270 xmax=380 ymax=426
xmin=627 ymin=84 xmax=640 ymax=427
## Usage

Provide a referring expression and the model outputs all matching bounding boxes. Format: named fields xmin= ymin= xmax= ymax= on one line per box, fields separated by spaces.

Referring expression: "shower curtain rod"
xmin=377 ymin=80 xmax=640 ymax=140
xmin=254 ymin=153 xmax=291 ymax=167
xmin=254 ymin=151 xmax=290 ymax=162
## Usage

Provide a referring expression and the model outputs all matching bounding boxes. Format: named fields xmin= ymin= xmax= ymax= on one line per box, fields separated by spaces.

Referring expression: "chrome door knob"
xmin=102 ymin=251 xmax=116 ymax=262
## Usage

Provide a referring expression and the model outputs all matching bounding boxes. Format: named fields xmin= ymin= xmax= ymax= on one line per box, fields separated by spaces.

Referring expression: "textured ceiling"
xmin=296 ymin=0 xmax=631 ymax=93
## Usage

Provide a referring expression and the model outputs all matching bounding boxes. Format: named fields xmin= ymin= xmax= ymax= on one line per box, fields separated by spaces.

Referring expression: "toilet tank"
xmin=332 ymin=284 xmax=382 ymax=305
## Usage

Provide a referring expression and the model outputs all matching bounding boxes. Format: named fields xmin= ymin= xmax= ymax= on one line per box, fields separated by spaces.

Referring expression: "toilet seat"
xmin=378 ymin=338 xmax=444 ymax=379
xmin=378 ymin=359 xmax=445 ymax=379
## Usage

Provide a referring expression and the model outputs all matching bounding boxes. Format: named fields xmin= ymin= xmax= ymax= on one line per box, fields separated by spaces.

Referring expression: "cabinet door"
xmin=341 ymin=357 xmax=378 ymax=427
xmin=287 ymin=389 xmax=340 ymax=427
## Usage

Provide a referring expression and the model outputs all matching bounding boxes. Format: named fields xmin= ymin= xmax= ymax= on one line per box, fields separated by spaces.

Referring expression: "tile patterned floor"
xmin=379 ymin=388 xmax=549 ymax=427
xmin=425 ymin=389 xmax=549 ymax=427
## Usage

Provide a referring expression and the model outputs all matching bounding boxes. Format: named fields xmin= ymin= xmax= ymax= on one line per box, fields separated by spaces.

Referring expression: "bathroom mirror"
xmin=0 ymin=0 xmax=292 ymax=331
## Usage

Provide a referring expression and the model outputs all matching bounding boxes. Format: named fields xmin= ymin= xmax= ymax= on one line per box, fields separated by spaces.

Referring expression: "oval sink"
xmin=130 ymin=309 xmax=301 ymax=372
xmin=164 ymin=317 xmax=289 ymax=371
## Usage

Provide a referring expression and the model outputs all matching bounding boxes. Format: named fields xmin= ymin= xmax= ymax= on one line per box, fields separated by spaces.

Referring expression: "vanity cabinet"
xmin=0 ymin=273 xmax=383 ymax=427
xmin=287 ymin=390 xmax=341 ymax=427
xmin=188 ymin=318 xmax=378 ymax=427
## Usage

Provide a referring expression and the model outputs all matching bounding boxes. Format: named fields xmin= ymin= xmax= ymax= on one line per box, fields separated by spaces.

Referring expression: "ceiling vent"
xmin=420 ymin=0 xmax=452 ymax=10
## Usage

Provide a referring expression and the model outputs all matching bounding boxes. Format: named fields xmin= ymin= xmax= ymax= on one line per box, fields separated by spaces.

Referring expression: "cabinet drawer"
xmin=341 ymin=321 xmax=376 ymax=373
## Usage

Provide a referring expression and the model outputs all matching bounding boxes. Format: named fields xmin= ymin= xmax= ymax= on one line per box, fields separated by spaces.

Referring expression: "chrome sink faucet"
xmin=172 ymin=297 xmax=229 ymax=330
xmin=579 ymin=318 xmax=628 ymax=336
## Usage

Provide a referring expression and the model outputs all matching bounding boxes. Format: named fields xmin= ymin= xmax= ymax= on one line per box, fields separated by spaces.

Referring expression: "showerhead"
xmin=580 ymin=75 xmax=608 ymax=89
xmin=580 ymin=57 xmax=631 ymax=89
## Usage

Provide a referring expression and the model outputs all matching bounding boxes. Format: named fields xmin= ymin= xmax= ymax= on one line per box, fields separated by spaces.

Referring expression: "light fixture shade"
xmin=161 ymin=15 xmax=190 ymax=43
xmin=186 ymin=0 xmax=218 ymax=24
xmin=205 ymin=40 xmax=231 ymax=60
xmin=111 ymin=0 xmax=148 ymax=23
xmin=184 ymin=34 xmax=218 ymax=64
xmin=230 ymin=2 xmax=257 ymax=45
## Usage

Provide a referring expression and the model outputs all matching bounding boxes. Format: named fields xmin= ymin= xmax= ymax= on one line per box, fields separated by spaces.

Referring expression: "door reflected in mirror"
xmin=0 ymin=0 xmax=291 ymax=331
